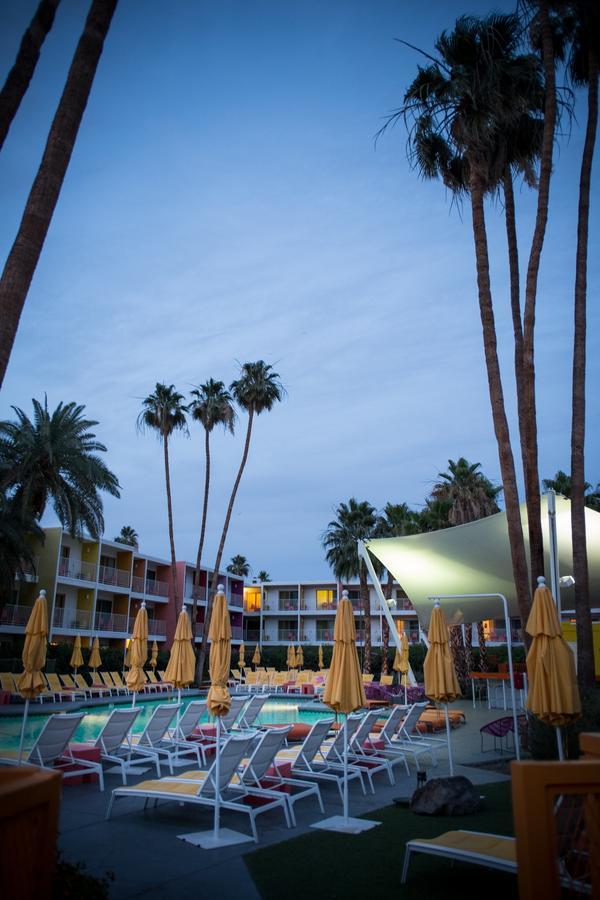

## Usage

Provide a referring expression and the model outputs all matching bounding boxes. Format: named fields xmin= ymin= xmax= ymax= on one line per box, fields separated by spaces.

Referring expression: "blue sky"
xmin=1 ymin=0 xmax=598 ymax=580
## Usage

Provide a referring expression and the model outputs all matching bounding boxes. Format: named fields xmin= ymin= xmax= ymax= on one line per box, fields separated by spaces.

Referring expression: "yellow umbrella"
xmin=89 ymin=637 xmax=102 ymax=670
xmin=207 ymin=587 xmax=232 ymax=718
xmin=124 ymin=639 xmax=131 ymax=668
xmin=149 ymin=640 xmax=159 ymax=669
xmin=296 ymin=645 xmax=304 ymax=669
xmin=287 ymin=643 xmax=296 ymax=669
xmin=526 ymin=577 xmax=581 ymax=758
xmin=17 ymin=590 xmax=48 ymax=762
xmin=238 ymin=643 xmax=245 ymax=669
xmin=126 ymin=603 xmax=148 ymax=699
xmin=70 ymin=635 xmax=83 ymax=671
xmin=318 ymin=645 xmax=324 ymax=669
xmin=252 ymin=645 xmax=260 ymax=667
xmin=319 ymin=591 xmax=373 ymax=832
xmin=393 ymin=630 xmax=410 ymax=703
xmin=164 ymin=606 xmax=195 ymax=700
xmin=424 ymin=603 xmax=461 ymax=775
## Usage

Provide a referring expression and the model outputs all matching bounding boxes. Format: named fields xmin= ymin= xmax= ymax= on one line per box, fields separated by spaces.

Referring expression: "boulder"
xmin=409 ymin=776 xmax=481 ymax=816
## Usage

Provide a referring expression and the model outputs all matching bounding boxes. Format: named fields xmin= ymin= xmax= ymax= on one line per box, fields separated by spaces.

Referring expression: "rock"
xmin=409 ymin=776 xmax=481 ymax=816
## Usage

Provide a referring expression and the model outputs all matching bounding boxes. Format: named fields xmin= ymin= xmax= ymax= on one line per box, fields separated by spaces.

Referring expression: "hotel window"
xmin=279 ymin=590 xmax=298 ymax=601
xmin=100 ymin=555 xmax=116 ymax=570
xmin=245 ymin=588 xmax=261 ymax=612
xmin=316 ymin=590 xmax=335 ymax=609
xmin=347 ymin=589 xmax=360 ymax=601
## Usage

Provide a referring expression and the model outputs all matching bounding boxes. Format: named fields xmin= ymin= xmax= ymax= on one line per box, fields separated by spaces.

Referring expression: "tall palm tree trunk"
xmin=571 ymin=49 xmax=598 ymax=689
xmin=162 ymin=434 xmax=179 ymax=610
xmin=359 ymin=563 xmax=372 ymax=674
xmin=521 ymin=0 xmax=557 ymax=589
xmin=196 ymin=409 xmax=255 ymax=683
xmin=0 ymin=0 xmax=118 ymax=389
xmin=191 ymin=427 xmax=211 ymax=642
xmin=503 ymin=171 xmax=530 ymax=499
xmin=0 ymin=0 xmax=61 ymax=151
xmin=470 ymin=177 xmax=531 ymax=626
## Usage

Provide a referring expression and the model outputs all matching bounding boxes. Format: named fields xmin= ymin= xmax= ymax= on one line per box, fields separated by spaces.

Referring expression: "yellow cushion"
xmin=415 ymin=831 xmax=516 ymax=863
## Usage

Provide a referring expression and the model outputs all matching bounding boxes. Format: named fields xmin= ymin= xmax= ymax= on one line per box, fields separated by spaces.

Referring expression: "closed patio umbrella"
xmin=184 ymin=586 xmax=251 ymax=848
xmin=126 ymin=602 xmax=148 ymax=705
xmin=296 ymin=645 xmax=304 ymax=669
xmin=88 ymin=637 xmax=102 ymax=670
xmin=252 ymin=645 xmax=260 ymax=667
xmin=314 ymin=591 xmax=377 ymax=834
xmin=318 ymin=645 xmax=324 ymax=669
xmin=124 ymin=639 xmax=131 ymax=669
xmin=238 ymin=643 xmax=245 ymax=669
xmin=287 ymin=644 xmax=296 ymax=669
xmin=17 ymin=590 xmax=48 ymax=763
xmin=149 ymin=640 xmax=159 ymax=669
xmin=424 ymin=602 xmax=461 ymax=776
xmin=394 ymin=630 xmax=410 ymax=704
xmin=526 ymin=576 xmax=581 ymax=759
xmin=70 ymin=635 xmax=83 ymax=673
xmin=164 ymin=606 xmax=195 ymax=705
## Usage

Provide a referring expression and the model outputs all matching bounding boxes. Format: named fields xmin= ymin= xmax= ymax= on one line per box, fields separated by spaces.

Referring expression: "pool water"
xmin=0 ymin=697 xmax=334 ymax=752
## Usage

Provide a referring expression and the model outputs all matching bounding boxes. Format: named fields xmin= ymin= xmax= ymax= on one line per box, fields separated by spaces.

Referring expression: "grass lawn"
xmin=245 ymin=781 xmax=517 ymax=900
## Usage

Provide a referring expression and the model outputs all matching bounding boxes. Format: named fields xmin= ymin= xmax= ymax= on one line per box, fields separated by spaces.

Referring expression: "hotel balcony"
xmin=243 ymin=628 xmax=261 ymax=642
xmin=94 ymin=611 xmax=129 ymax=635
xmin=144 ymin=578 xmax=170 ymax=598
xmin=52 ymin=607 xmax=92 ymax=630
xmin=131 ymin=575 xmax=145 ymax=594
xmin=58 ymin=557 xmax=97 ymax=583
xmin=277 ymin=629 xmax=299 ymax=642
xmin=0 ymin=604 xmax=34 ymax=628
xmin=98 ymin=564 xmax=131 ymax=590
xmin=128 ymin=616 xmax=167 ymax=637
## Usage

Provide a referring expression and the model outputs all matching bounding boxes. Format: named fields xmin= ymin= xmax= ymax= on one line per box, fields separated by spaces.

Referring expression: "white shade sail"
xmin=365 ymin=496 xmax=600 ymax=628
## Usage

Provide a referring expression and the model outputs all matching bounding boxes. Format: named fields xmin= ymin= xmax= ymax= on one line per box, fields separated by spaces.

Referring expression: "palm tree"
xmin=565 ymin=0 xmax=599 ymax=688
xmin=0 ymin=0 xmax=118 ymax=389
xmin=196 ymin=361 xmax=284 ymax=682
xmin=256 ymin=570 xmax=271 ymax=583
xmin=227 ymin=555 xmax=250 ymax=578
xmin=0 ymin=397 xmax=120 ymax=537
xmin=114 ymin=525 xmax=138 ymax=547
xmin=0 ymin=0 xmax=61 ymax=151
xmin=382 ymin=13 xmax=533 ymax=626
xmin=0 ymin=493 xmax=44 ymax=614
xmin=543 ymin=470 xmax=600 ymax=510
xmin=417 ymin=498 xmax=453 ymax=532
xmin=137 ymin=384 xmax=187 ymax=610
xmin=376 ymin=503 xmax=421 ymax=673
xmin=188 ymin=379 xmax=236 ymax=635
xmin=431 ymin=458 xmax=502 ymax=525
xmin=323 ymin=499 xmax=378 ymax=673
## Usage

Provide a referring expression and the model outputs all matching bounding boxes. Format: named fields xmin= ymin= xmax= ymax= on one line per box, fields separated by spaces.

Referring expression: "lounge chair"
xmin=45 ymin=673 xmax=86 ymax=702
xmin=372 ymin=703 xmax=439 ymax=769
xmin=219 ymin=695 xmax=249 ymax=732
xmin=93 ymin=706 xmax=143 ymax=784
xmin=237 ymin=695 xmax=268 ymax=730
xmin=99 ymin=671 xmax=124 ymax=695
xmin=169 ymin=701 xmax=215 ymax=766
xmin=1 ymin=673 xmax=55 ymax=703
xmin=110 ymin=672 xmax=131 ymax=694
xmin=317 ymin=714 xmax=386 ymax=793
xmin=127 ymin=703 xmax=198 ymax=775
xmin=142 ymin=671 xmax=162 ymax=694
xmin=107 ymin=734 xmax=289 ymax=842
xmin=362 ymin=674 xmax=374 ymax=684
xmin=146 ymin=671 xmax=168 ymax=692
xmin=379 ymin=675 xmax=393 ymax=686
xmin=401 ymin=830 xmax=517 ymax=884
xmin=0 ymin=712 xmax=104 ymax=790
xmin=73 ymin=673 xmax=112 ymax=699
xmin=274 ymin=717 xmax=365 ymax=801
xmin=346 ymin=710 xmax=405 ymax=785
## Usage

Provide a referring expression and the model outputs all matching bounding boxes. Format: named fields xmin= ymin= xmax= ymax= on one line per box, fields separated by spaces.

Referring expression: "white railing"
xmin=0 ymin=604 xmax=33 ymax=627
xmin=58 ymin=557 xmax=97 ymax=582
xmin=131 ymin=575 xmax=145 ymax=593
xmin=145 ymin=578 xmax=170 ymax=598
xmin=94 ymin=611 xmax=129 ymax=633
xmin=52 ymin=607 xmax=92 ymax=630
xmin=98 ymin=564 xmax=130 ymax=588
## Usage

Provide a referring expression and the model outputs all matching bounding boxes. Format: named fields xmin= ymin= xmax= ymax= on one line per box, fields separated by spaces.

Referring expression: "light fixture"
xmin=559 ymin=575 xmax=575 ymax=588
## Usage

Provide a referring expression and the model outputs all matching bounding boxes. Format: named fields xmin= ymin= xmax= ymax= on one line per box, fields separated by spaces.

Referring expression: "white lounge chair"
xmin=169 ymin=701 xmax=214 ymax=766
xmin=107 ymin=734 xmax=289 ymax=842
xmin=401 ymin=829 xmax=517 ymax=883
xmin=0 ymin=712 xmax=104 ymax=790
xmin=92 ymin=706 xmax=143 ymax=784
xmin=236 ymin=695 xmax=268 ymax=730
xmin=128 ymin=703 xmax=201 ymax=775
xmin=219 ymin=695 xmax=249 ymax=732
xmin=345 ymin=710 xmax=404 ymax=786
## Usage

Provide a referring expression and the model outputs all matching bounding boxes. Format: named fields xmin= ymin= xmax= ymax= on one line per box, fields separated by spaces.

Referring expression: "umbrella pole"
xmin=343 ymin=714 xmax=349 ymax=823
xmin=131 ymin=691 xmax=136 ymax=709
xmin=444 ymin=704 xmax=454 ymax=776
xmin=404 ymin=682 xmax=407 ymax=705
xmin=18 ymin=699 xmax=29 ymax=764
xmin=214 ymin=716 xmax=221 ymax=839
xmin=556 ymin=726 xmax=564 ymax=761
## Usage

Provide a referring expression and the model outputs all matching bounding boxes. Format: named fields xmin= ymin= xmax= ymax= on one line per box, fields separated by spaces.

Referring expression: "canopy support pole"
xmin=547 ymin=489 xmax=562 ymax=617
xmin=358 ymin=541 xmax=416 ymax=685
xmin=429 ymin=593 xmax=520 ymax=761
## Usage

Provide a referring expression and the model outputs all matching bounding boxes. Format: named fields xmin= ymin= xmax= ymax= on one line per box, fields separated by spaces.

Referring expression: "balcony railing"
xmin=145 ymin=578 xmax=170 ymax=598
xmin=244 ymin=629 xmax=261 ymax=642
xmin=58 ymin=557 xmax=96 ymax=582
xmin=131 ymin=575 xmax=145 ymax=594
xmin=0 ymin=604 xmax=34 ymax=627
xmin=127 ymin=616 xmax=166 ymax=636
xmin=14 ymin=556 xmax=40 ymax=582
xmin=229 ymin=594 xmax=243 ymax=608
xmin=244 ymin=602 xmax=262 ymax=614
xmin=231 ymin=625 xmax=243 ymax=640
xmin=278 ymin=601 xmax=298 ymax=612
xmin=52 ymin=607 xmax=92 ymax=630
xmin=94 ymin=611 xmax=129 ymax=633
xmin=98 ymin=564 xmax=130 ymax=589
xmin=316 ymin=631 xmax=333 ymax=642
xmin=277 ymin=630 xmax=299 ymax=642
xmin=315 ymin=600 xmax=338 ymax=612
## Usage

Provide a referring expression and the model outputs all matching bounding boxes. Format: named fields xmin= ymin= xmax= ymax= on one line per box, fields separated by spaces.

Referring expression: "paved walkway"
xmin=56 ymin=701 xmax=519 ymax=899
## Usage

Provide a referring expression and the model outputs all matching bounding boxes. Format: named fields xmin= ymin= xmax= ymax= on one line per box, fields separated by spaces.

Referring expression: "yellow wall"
xmin=561 ymin=622 xmax=600 ymax=676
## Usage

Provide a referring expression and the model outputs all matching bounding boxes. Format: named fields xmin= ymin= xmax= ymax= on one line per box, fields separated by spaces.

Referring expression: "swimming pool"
xmin=0 ymin=696 xmax=334 ymax=752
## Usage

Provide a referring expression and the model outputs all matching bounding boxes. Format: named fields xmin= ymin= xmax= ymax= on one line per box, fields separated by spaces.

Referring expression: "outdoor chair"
xmin=146 ymin=671 xmax=169 ymax=692
xmin=219 ymin=695 xmax=250 ymax=731
xmin=73 ymin=673 xmax=112 ymax=699
xmin=99 ymin=672 xmax=124 ymax=695
xmin=346 ymin=710 xmax=404 ymax=785
xmin=376 ymin=703 xmax=440 ymax=768
xmin=318 ymin=714 xmax=390 ymax=794
xmin=169 ymin=701 xmax=215 ymax=766
xmin=93 ymin=707 xmax=143 ymax=784
xmin=236 ymin=695 xmax=268 ymax=730
xmin=107 ymin=734 xmax=289 ymax=842
xmin=274 ymin=717 xmax=366 ymax=801
xmin=45 ymin=673 xmax=86 ymax=702
xmin=401 ymin=830 xmax=517 ymax=884
xmin=480 ymin=716 xmax=515 ymax=753
xmin=0 ymin=712 xmax=104 ymax=790
xmin=110 ymin=672 xmax=131 ymax=694
xmin=127 ymin=703 xmax=196 ymax=775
